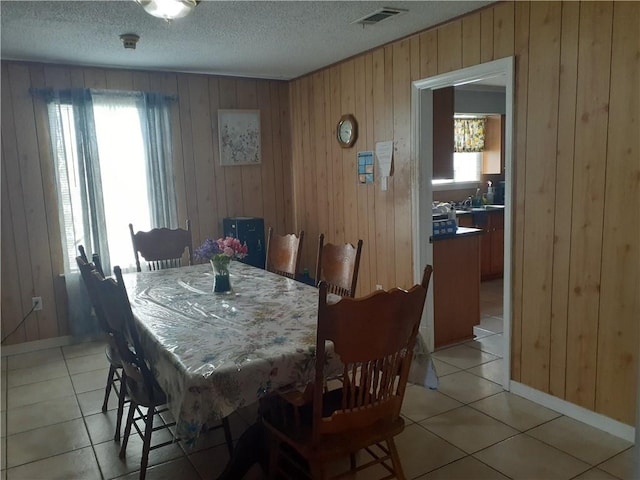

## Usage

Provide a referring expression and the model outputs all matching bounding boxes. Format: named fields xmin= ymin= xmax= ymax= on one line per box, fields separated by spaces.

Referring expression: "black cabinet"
xmin=222 ymin=217 xmax=266 ymax=269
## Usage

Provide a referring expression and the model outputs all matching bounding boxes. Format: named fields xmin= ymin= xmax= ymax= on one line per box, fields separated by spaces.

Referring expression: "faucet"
xmin=461 ymin=197 xmax=472 ymax=209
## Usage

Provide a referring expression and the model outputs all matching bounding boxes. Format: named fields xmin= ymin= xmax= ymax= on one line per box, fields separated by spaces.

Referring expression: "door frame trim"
xmin=410 ymin=57 xmax=514 ymax=390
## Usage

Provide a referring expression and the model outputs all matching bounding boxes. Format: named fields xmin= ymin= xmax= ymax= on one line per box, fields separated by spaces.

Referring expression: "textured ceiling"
xmin=1 ymin=0 xmax=492 ymax=80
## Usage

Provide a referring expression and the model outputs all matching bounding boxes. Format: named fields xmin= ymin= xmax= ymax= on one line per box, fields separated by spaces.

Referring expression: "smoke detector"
xmin=352 ymin=7 xmax=408 ymax=26
xmin=120 ymin=33 xmax=140 ymax=50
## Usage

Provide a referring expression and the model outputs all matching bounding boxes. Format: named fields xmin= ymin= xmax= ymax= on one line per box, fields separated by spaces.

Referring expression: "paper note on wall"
xmin=375 ymin=141 xmax=394 ymax=191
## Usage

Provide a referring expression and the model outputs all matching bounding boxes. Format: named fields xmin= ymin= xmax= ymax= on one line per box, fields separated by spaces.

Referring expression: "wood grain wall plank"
xmin=511 ymin=1 xmax=531 ymax=381
xmin=330 ymin=65 xmax=344 ymax=243
xmin=257 ymin=81 xmax=276 ymax=237
xmin=364 ymin=52 xmax=377 ymax=295
xmin=595 ymin=1 xmax=639 ymax=425
xmin=549 ymin=0 xmax=579 ymax=399
xmin=392 ymin=40 xmax=412 ymax=288
xmin=7 ymin=64 xmax=59 ymax=340
xmin=1 ymin=145 xmax=27 ymax=344
xmin=299 ymin=75 xmax=316 ymax=270
xmin=311 ymin=72 xmax=329 ymax=277
xmin=354 ymin=55 xmax=370 ymax=295
xmin=462 ymin=13 xmax=481 ymax=68
xmin=30 ymin=65 xmax=67 ymax=336
xmin=493 ymin=2 xmax=515 ymax=59
xmin=271 ymin=82 xmax=287 ymax=233
xmin=419 ymin=30 xmax=438 ymax=79
xmin=188 ymin=75 xmax=216 ymax=242
xmin=383 ymin=45 xmax=396 ymax=289
xmin=176 ymin=74 xmax=200 ymax=242
xmin=278 ymin=82 xmax=294 ymax=233
xmin=340 ymin=60 xmax=357 ymax=253
xmin=437 ymin=21 xmax=462 ymax=74
xmin=236 ymin=79 xmax=264 ymax=222
xmin=105 ymin=69 xmax=133 ymax=91
xmin=218 ymin=78 xmax=244 ymax=220
xmin=520 ymin=1 xmax=562 ymax=392
xmin=480 ymin=8 xmax=494 ymax=63
xmin=565 ymin=1 xmax=613 ymax=410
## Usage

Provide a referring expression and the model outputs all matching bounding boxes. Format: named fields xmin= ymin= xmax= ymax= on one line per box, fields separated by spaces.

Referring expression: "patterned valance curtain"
xmin=454 ymin=118 xmax=486 ymax=152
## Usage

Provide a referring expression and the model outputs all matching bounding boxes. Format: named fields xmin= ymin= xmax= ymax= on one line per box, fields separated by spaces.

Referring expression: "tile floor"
xmin=0 ymin=279 xmax=635 ymax=479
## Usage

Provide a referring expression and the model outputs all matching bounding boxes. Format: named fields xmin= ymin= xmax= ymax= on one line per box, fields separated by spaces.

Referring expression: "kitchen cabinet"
xmin=433 ymin=86 xmax=454 ymax=179
xmin=455 ymin=210 xmax=504 ymax=280
xmin=433 ymin=227 xmax=482 ymax=349
xmin=482 ymin=114 xmax=505 ymax=175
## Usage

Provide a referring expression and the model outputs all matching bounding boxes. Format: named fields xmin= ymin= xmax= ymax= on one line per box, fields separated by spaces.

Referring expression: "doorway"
xmin=410 ymin=57 xmax=514 ymax=390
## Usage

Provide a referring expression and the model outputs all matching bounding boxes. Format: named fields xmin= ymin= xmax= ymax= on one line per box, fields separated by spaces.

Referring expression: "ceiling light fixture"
xmin=137 ymin=0 xmax=199 ymax=22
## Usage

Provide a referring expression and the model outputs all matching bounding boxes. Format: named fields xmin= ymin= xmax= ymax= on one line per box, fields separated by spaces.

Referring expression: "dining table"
xmin=120 ymin=261 xmax=437 ymax=447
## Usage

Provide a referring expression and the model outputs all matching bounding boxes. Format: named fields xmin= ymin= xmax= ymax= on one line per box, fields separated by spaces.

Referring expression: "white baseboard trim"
xmin=0 ymin=334 xmax=101 ymax=357
xmin=510 ymin=381 xmax=635 ymax=443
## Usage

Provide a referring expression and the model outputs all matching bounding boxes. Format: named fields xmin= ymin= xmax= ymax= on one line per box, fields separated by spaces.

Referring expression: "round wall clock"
xmin=337 ymin=114 xmax=358 ymax=148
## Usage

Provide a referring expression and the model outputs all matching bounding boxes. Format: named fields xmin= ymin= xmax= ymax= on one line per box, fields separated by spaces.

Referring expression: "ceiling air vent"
xmin=352 ymin=7 xmax=408 ymax=26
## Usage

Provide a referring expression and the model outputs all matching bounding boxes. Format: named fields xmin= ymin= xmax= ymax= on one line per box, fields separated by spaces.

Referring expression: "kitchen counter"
xmin=433 ymin=226 xmax=481 ymax=349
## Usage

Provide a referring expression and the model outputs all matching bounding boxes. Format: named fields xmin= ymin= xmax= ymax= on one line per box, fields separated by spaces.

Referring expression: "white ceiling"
xmin=1 ymin=0 xmax=492 ymax=80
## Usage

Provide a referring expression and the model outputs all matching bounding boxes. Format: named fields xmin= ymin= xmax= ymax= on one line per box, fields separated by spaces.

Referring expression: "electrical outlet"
xmin=32 ymin=296 xmax=42 ymax=311
xmin=376 ymin=284 xmax=383 ymax=291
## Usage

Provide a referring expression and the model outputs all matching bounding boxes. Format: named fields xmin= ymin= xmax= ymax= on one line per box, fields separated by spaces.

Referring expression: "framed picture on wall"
xmin=218 ymin=109 xmax=261 ymax=166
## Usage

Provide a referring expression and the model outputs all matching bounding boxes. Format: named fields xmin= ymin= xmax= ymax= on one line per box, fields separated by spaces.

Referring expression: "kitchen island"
xmin=433 ymin=225 xmax=482 ymax=349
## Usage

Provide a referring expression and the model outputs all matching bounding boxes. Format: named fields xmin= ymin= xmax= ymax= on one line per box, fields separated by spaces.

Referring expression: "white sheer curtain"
xmin=45 ymin=88 xmax=177 ymax=336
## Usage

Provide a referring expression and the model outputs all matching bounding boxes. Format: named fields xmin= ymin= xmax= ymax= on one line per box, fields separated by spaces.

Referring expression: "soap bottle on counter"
xmin=486 ymin=181 xmax=495 ymax=204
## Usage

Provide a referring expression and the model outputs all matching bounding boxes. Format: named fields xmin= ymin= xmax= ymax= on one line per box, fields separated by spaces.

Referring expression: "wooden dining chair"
xmin=129 ymin=220 xmax=193 ymax=272
xmin=262 ymin=265 xmax=433 ymax=480
xmin=315 ymin=234 xmax=363 ymax=298
xmin=265 ymin=227 xmax=304 ymax=279
xmin=94 ymin=266 xmax=233 ymax=480
xmin=76 ymin=246 xmax=127 ymax=441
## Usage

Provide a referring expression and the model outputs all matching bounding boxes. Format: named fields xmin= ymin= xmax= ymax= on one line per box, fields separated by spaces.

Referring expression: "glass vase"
xmin=210 ymin=257 xmax=232 ymax=293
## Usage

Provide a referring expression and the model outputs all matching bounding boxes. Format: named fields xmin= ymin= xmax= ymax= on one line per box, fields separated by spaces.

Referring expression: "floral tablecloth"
xmin=121 ymin=262 xmax=437 ymax=446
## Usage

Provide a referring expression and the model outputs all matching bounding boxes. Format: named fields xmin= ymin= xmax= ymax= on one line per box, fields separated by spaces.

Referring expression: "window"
xmin=432 ymin=116 xmax=485 ymax=188
xmin=47 ymin=89 xmax=176 ymax=274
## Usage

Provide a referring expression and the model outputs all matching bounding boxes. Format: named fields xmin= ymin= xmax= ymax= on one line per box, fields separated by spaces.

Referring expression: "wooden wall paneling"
xmin=419 ymin=30 xmax=438 ymax=79
xmin=307 ymin=74 xmax=321 ymax=272
xmin=353 ymin=55 xmax=370 ymax=295
xmin=203 ymin=77 xmax=229 ymax=232
xmin=257 ymin=81 xmax=276 ymax=237
xmin=340 ymin=60 xmax=357 ymax=254
xmin=132 ymin=71 xmax=151 ymax=92
xmin=175 ymin=74 xmax=201 ymax=243
xmin=188 ymin=75 xmax=217 ymax=242
xmin=300 ymin=75 xmax=318 ymax=271
xmin=271 ymin=82 xmax=287 ymax=234
xmin=511 ymin=1 xmax=531 ymax=381
xmin=2 ymin=69 xmax=37 ymax=343
xmin=519 ymin=1 xmax=562 ymax=392
xmin=218 ymin=78 xmax=244 ymax=220
xmin=312 ymin=72 xmax=329 ymax=277
xmin=549 ymin=1 xmax=579 ymax=399
xmin=371 ymin=48 xmax=388 ymax=289
xmin=392 ymin=40 xmax=412 ymax=288
xmin=330 ymin=65 xmax=344 ymax=243
xmin=277 ymin=82 xmax=294 ymax=233
xmin=43 ymin=65 xmax=71 ymax=89
xmin=462 ymin=12 xmax=481 ymax=68
xmin=493 ymin=2 xmax=515 ymax=60
xmin=383 ymin=45 xmax=397 ymax=289
xmin=82 ymin=67 xmax=107 ymax=89
xmin=158 ymin=73 xmax=189 ymax=232
xmin=7 ymin=63 xmax=58 ymax=339
xmin=105 ymin=69 xmax=134 ymax=91
xmin=289 ymin=81 xmax=304 ymax=236
xmin=480 ymin=8 xmax=494 ymax=63
xmin=565 ymin=1 xmax=613 ymax=410
xmin=68 ymin=66 xmax=85 ymax=89
xmin=437 ymin=21 xmax=462 ymax=74
xmin=595 ymin=1 xmax=639 ymax=425
xmin=364 ymin=53 xmax=377 ymax=295
xmin=31 ymin=65 xmax=67 ymax=336
xmin=273 ymin=82 xmax=296 ymax=236
xmin=1 ymin=146 xmax=27 ymax=344
xmin=236 ymin=79 xmax=264 ymax=221
xmin=321 ymin=70 xmax=335 ymax=249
